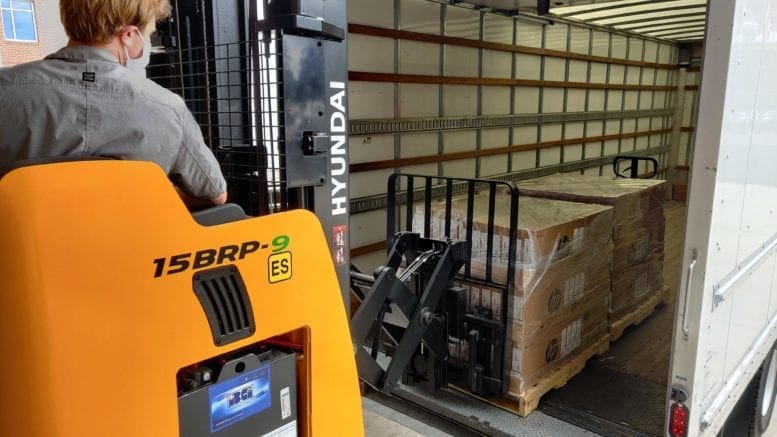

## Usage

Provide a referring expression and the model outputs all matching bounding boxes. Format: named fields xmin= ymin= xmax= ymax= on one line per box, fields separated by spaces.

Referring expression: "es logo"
xmin=268 ymin=252 xmax=292 ymax=283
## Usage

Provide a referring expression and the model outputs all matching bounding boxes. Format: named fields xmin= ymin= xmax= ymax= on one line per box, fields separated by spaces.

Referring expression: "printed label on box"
xmin=632 ymin=234 xmax=649 ymax=261
xmin=564 ymin=272 xmax=585 ymax=306
xmin=481 ymin=288 xmax=492 ymax=311
xmin=491 ymin=291 xmax=502 ymax=321
xmin=634 ymin=271 xmax=650 ymax=299
xmin=512 ymin=347 xmax=522 ymax=370
xmin=640 ymin=193 xmax=650 ymax=211
xmin=573 ymin=226 xmax=585 ymax=251
xmin=524 ymin=238 xmax=535 ymax=262
xmin=469 ymin=286 xmax=481 ymax=311
xmin=513 ymin=296 xmax=524 ymax=321
xmin=474 ymin=231 xmax=486 ymax=254
xmin=449 ymin=340 xmax=461 ymax=359
xmin=560 ymin=319 xmax=582 ymax=358
xmin=493 ymin=234 xmax=503 ymax=259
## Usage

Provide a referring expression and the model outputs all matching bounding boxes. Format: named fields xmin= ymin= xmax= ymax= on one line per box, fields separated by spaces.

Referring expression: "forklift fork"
xmin=351 ymin=232 xmax=467 ymax=392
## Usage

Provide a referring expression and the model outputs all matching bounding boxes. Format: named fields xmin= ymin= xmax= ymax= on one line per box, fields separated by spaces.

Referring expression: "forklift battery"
xmin=178 ymin=349 xmax=298 ymax=437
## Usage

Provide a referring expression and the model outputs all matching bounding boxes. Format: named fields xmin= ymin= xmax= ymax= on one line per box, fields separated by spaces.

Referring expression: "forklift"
xmin=0 ymin=0 xmax=602 ymax=435
xmin=144 ymin=0 xmax=524 ymax=431
xmin=0 ymin=1 xmax=363 ymax=436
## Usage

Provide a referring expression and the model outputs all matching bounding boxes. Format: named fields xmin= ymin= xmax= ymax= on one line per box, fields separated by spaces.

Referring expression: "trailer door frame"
xmin=667 ymin=0 xmax=777 ymax=435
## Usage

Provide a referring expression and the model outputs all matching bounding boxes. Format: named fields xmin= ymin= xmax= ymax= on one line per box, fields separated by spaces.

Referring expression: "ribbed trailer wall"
xmin=346 ymin=0 xmax=679 ymax=270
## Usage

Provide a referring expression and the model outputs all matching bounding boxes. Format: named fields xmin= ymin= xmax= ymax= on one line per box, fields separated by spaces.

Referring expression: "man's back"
xmin=0 ymin=45 xmax=225 ymax=201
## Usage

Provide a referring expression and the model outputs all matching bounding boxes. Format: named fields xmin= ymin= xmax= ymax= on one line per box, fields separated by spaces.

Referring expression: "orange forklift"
xmin=0 ymin=1 xmax=363 ymax=436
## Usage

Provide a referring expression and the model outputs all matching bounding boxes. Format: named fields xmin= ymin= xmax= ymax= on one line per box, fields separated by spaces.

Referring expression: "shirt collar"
xmin=45 ymin=45 xmax=119 ymax=64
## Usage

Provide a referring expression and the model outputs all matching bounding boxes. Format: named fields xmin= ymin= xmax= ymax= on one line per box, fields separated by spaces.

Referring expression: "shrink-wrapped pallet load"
xmin=414 ymin=194 xmax=613 ymax=413
xmin=517 ymin=174 xmax=667 ymax=339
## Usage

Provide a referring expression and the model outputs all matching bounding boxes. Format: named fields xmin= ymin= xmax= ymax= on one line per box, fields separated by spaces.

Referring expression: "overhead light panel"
xmin=666 ymin=31 xmax=705 ymax=39
xmin=571 ymin=0 xmax=705 ymax=21
xmin=592 ymin=7 xmax=707 ymax=26
xmin=647 ymin=26 xmax=706 ymax=37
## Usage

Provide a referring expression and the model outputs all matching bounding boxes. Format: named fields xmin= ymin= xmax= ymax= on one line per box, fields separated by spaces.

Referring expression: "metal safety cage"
xmin=148 ymin=1 xmax=275 ymax=216
xmin=353 ymin=174 xmax=519 ymax=396
xmin=148 ymin=0 xmax=352 ymax=305
xmin=148 ymin=0 xmax=345 ymax=215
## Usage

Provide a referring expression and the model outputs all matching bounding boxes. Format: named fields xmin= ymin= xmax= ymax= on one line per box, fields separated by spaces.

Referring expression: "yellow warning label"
xmin=268 ymin=251 xmax=292 ymax=284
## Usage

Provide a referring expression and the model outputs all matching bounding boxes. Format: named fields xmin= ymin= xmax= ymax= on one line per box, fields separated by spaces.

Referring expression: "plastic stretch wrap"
xmin=517 ymin=174 xmax=667 ymax=321
xmin=413 ymin=194 xmax=614 ymax=394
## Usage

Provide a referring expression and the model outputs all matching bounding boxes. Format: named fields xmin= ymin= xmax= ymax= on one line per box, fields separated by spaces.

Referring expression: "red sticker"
xmin=333 ymin=225 xmax=347 ymax=266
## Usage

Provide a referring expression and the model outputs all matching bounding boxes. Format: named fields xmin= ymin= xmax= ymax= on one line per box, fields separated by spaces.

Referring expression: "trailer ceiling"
xmin=460 ymin=0 xmax=707 ymax=42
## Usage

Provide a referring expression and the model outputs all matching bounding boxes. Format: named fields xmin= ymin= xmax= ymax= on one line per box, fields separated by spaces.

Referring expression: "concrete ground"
xmin=361 ymin=397 xmax=451 ymax=437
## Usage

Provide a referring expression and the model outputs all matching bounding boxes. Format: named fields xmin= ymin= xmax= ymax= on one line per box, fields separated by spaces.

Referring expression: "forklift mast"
xmin=351 ymin=174 xmax=520 ymax=397
xmin=148 ymin=0 xmax=351 ymax=310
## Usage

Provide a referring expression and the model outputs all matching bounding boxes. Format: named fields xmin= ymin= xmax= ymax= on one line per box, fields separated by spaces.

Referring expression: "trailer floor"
xmin=368 ymin=354 xmax=598 ymax=435
xmin=384 ymin=384 xmax=600 ymax=436
xmin=538 ymin=201 xmax=687 ymax=437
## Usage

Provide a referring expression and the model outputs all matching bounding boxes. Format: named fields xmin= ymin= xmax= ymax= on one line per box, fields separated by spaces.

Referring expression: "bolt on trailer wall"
xmin=148 ymin=0 xmax=352 ymax=309
xmin=346 ymin=0 xmax=680 ymax=272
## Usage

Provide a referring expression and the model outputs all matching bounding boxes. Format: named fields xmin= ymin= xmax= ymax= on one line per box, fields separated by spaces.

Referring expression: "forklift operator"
xmin=0 ymin=0 xmax=227 ymax=207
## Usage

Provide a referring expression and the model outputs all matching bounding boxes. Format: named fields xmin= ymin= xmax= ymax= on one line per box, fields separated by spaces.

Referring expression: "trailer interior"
xmin=344 ymin=1 xmax=704 ymax=435
xmin=9 ymin=0 xmax=777 ymax=436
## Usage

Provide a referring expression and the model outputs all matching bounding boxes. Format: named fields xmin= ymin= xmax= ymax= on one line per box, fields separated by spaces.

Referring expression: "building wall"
xmin=347 ymin=0 xmax=680 ymax=270
xmin=39 ymin=0 xmax=66 ymax=53
xmin=0 ymin=0 xmax=65 ymax=67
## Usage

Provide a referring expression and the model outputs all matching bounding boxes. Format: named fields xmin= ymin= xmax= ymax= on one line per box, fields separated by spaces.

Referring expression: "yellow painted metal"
xmin=0 ymin=160 xmax=363 ymax=436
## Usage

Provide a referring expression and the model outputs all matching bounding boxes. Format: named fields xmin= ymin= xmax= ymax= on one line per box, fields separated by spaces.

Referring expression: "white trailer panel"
xmin=668 ymin=0 xmax=777 ymax=435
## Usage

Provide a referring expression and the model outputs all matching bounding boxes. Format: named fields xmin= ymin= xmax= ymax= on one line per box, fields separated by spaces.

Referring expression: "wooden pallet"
xmin=455 ymin=331 xmax=611 ymax=417
xmin=608 ymin=286 xmax=670 ymax=342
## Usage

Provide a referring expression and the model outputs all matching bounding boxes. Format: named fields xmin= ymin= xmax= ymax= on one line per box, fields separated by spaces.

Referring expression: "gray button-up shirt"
xmin=0 ymin=45 xmax=226 ymax=200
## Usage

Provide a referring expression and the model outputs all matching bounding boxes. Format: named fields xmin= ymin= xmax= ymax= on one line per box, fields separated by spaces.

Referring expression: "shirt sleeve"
xmin=170 ymin=108 xmax=227 ymax=200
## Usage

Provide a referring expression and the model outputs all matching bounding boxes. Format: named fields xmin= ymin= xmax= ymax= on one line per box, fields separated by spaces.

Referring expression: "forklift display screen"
xmin=208 ymin=365 xmax=271 ymax=432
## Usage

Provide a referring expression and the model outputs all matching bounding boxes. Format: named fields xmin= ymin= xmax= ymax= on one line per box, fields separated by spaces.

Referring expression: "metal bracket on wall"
xmin=349 ymin=145 xmax=670 ymax=214
xmin=713 ymin=231 xmax=777 ymax=306
xmin=349 ymin=109 xmax=673 ymax=136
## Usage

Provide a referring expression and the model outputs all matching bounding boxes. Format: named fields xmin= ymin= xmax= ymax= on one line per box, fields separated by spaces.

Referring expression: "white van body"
xmin=668 ymin=0 xmax=777 ymax=435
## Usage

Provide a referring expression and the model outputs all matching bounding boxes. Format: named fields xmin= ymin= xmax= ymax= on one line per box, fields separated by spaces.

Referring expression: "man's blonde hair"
xmin=60 ymin=0 xmax=171 ymax=44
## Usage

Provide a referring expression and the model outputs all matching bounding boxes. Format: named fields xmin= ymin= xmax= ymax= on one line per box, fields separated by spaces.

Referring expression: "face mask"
xmin=123 ymin=28 xmax=151 ymax=77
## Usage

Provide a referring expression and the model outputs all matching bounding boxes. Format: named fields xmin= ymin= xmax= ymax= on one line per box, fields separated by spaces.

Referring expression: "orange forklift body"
xmin=0 ymin=160 xmax=363 ymax=437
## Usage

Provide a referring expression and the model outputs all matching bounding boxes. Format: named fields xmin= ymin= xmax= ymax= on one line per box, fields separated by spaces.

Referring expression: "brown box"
xmin=517 ymin=174 xmax=667 ymax=323
xmin=451 ymin=251 xmax=610 ymax=323
xmin=426 ymin=193 xmax=613 ymax=397
xmin=509 ymin=251 xmax=611 ymax=323
xmin=415 ymin=196 xmax=613 ymax=265
xmin=611 ymin=253 xmax=664 ymax=319
xmin=508 ymin=287 xmax=609 ymax=394
xmin=518 ymin=174 xmax=666 ymax=225
xmin=446 ymin=282 xmax=610 ymax=395
xmin=611 ymin=224 xmax=665 ymax=276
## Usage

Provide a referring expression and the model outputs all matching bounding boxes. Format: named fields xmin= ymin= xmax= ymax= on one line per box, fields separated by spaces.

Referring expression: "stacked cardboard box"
xmin=517 ymin=174 xmax=667 ymax=334
xmin=414 ymin=194 xmax=613 ymax=398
